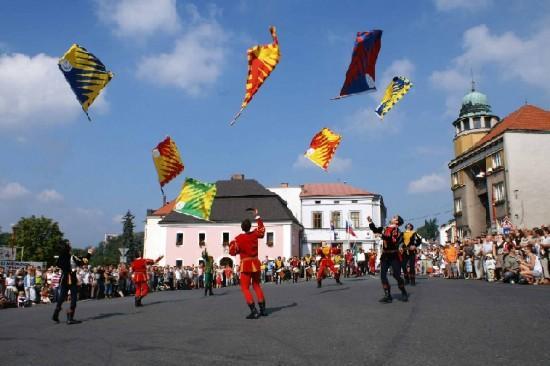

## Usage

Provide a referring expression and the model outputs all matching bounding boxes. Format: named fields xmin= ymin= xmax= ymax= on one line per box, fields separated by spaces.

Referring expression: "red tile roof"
xmin=470 ymin=104 xmax=550 ymax=152
xmin=153 ymin=200 xmax=175 ymax=216
xmin=300 ymin=183 xmax=375 ymax=197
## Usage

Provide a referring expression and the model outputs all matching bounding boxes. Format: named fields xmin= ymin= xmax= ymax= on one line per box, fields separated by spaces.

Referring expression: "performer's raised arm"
xmin=253 ymin=209 xmax=265 ymax=239
xmin=367 ymin=216 xmax=383 ymax=234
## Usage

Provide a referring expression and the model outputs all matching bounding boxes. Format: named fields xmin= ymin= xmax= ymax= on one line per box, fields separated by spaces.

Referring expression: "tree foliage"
xmin=10 ymin=216 xmax=65 ymax=266
xmin=417 ymin=218 xmax=439 ymax=241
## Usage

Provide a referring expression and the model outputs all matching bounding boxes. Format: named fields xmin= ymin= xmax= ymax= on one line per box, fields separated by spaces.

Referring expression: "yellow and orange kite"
xmin=152 ymin=136 xmax=184 ymax=192
xmin=230 ymin=26 xmax=281 ymax=126
xmin=304 ymin=127 xmax=342 ymax=171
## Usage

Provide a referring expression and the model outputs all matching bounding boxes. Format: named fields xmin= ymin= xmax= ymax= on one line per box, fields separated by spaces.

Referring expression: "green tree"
xmin=417 ymin=218 xmax=439 ymax=241
xmin=121 ymin=210 xmax=139 ymax=261
xmin=10 ymin=216 xmax=65 ymax=266
xmin=0 ymin=226 xmax=11 ymax=247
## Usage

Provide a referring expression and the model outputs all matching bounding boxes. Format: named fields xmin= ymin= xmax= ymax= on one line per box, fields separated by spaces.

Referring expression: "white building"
xmin=270 ymin=183 xmax=386 ymax=255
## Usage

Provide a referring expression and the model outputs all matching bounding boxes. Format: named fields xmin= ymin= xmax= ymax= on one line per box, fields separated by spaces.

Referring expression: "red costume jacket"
xmin=131 ymin=258 xmax=155 ymax=283
xmin=229 ymin=217 xmax=265 ymax=273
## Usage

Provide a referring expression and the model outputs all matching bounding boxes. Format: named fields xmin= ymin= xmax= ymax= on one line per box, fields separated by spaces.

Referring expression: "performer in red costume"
xmin=131 ymin=252 xmax=163 ymax=307
xmin=229 ymin=208 xmax=267 ymax=319
xmin=316 ymin=242 xmax=342 ymax=288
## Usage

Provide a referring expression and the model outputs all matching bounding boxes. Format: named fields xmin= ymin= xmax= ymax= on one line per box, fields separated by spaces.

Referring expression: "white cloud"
xmin=431 ymin=24 xmax=550 ymax=115
xmin=0 ymin=182 xmax=30 ymax=200
xmin=0 ymin=53 xmax=82 ymax=129
xmin=345 ymin=107 xmax=401 ymax=137
xmin=76 ymin=208 xmax=104 ymax=217
xmin=112 ymin=214 xmax=124 ymax=224
xmin=408 ymin=173 xmax=448 ymax=194
xmin=97 ymin=0 xmax=180 ymax=38
xmin=36 ymin=189 xmax=64 ymax=203
xmin=433 ymin=0 xmax=492 ymax=12
xmin=293 ymin=154 xmax=352 ymax=173
xmin=136 ymin=13 xmax=226 ymax=96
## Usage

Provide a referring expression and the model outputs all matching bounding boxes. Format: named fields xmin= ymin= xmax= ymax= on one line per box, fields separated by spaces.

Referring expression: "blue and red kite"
xmin=335 ymin=30 xmax=382 ymax=99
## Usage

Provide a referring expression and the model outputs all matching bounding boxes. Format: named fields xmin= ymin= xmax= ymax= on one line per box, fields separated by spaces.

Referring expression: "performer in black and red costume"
xmin=316 ymin=242 xmax=342 ymax=288
xmin=52 ymin=241 xmax=93 ymax=324
xmin=401 ymin=223 xmax=421 ymax=286
xmin=229 ymin=208 xmax=267 ymax=319
xmin=131 ymin=251 xmax=163 ymax=307
xmin=368 ymin=215 xmax=408 ymax=303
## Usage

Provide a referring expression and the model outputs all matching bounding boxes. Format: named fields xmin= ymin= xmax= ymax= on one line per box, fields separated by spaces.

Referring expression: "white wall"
xmin=504 ymin=132 xmax=550 ymax=228
xmin=143 ymin=217 xmax=167 ymax=265
xmin=268 ymin=187 xmax=302 ymax=222
xmin=301 ymin=196 xmax=381 ymax=229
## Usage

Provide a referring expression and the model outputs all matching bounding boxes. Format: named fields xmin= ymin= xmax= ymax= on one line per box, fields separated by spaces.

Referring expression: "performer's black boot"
xmin=335 ymin=274 xmax=342 ymax=285
xmin=379 ymin=288 xmax=393 ymax=303
xmin=258 ymin=301 xmax=268 ymax=317
xmin=401 ymin=288 xmax=409 ymax=302
xmin=66 ymin=311 xmax=82 ymax=325
xmin=52 ymin=308 xmax=60 ymax=323
xmin=246 ymin=303 xmax=259 ymax=319
xmin=209 ymin=288 xmax=214 ymax=296
xmin=204 ymin=288 xmax=208 ymax=297
xmin=137 ymin=297 xmax=143 ymax=307
xmin=317 ymin=280 xmax=322 ymax=288
xmin=134 ymin=296 xmax=139 ymax=307
xmin=411 ymin=277 xmax=416 ymax=286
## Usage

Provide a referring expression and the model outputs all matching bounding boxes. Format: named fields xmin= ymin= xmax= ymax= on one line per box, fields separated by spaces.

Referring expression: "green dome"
xmin=459 ymin=89 xmax=492 ymax=118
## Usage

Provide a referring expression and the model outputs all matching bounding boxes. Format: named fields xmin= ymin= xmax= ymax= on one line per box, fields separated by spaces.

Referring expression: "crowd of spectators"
xmin=419 ymin=226 xmax=550 ymax=285
xmin=1 ymin=226 xmax=547 ymax=309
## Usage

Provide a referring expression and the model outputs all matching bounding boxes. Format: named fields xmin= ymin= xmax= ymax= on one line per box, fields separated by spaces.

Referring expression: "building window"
xmin=491 ymin=152 xmax=502 ymax=169
xmin=334 ymin=200 xmax=340 ymax=204
xmin=485 ymin=119 xmax=491 ymax=128
xmin=222 ymin=232 xmax=230 ymax=246
xmin=350 ymin=211 xmax=360 ymax=228
xmin=463 ymin=120 xmax=470 ymax=131
xmin=315 ymin=200 xmax=321 ymax=204
xmin=266 ymin=232 xmax=274 ymax=246
xmin=312 ymin=212 xmax=323 ymax=229
xmin=198 ymin=233 xmax=206 ymax=246
xmin=351 ymin=200 xmax=358 ymax=203
xmin=331 ymin=211 xmax=342 ymax=229
xmin=473 ymin=118 xmax=481 ymax=129
xmin=493 ymin=182 xmax=505 ymax=203
xmin=176 ymin=260 xmax=183 ymax=267
xmin=452 ymin=172 xmax=459 ymax=186
xmin=454 ymin=199 xmax=462 ymax=215
xmin=176 ymin=233 xmax=183 ymax=246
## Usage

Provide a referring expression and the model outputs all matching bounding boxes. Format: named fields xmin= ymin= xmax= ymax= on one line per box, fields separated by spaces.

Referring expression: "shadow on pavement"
xmin=268 ymin=302 xmax=298 ymax=315
xmin=85 ymin=312 xmax=127 ymax=321
xmin=318 ymin=286 xmax=350 ymax=295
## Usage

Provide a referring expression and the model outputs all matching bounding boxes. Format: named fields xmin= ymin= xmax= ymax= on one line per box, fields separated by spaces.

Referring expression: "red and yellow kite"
xmin=304 ymin=128 xmax=342 ymax=171
xmin=152 ymin=136 xmax=184 ymax=188
xmin=230 ymin=26 xmax=281 ymax=126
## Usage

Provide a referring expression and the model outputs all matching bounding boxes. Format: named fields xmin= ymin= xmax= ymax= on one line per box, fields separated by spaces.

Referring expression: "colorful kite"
xmin=335 ymin=30 xmax=382 ymax=99
xmin=230 ymin=26 xmax=281 ymax=126
xmin=152 ymin=136 xmax=184 ymax=188
xmin=304 ymin=127 xmax=342 ymax=171
xmin=174 ymin=178 xmax=217 ymax=221
xmin=58 ymin=44 xmax=113 ymax=121
xmin=375 ymin=76 xmax=413 ymax=119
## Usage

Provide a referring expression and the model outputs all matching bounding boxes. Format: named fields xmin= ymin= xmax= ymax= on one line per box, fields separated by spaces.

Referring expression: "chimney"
xmin=231 ymin=174 xmax=245 ymax=181
xmin=280 ymin=182 xmax=289 ymax=188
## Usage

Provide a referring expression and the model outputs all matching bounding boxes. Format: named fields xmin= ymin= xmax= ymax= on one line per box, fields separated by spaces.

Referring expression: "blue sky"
xmin=1 ymin=0 xmax=549 ymax=247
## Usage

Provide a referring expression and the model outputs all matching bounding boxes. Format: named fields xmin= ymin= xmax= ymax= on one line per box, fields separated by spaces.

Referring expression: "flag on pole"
xmin=304 ymin=127 xmax=342 ymax=171
xmin=174 ymin=178 xmax=217 ymax=221
xmin=346 ymin=219 xmax=357 ymax=237
xmin=375 ymin=76 xmax=413 ymax=119
xmin=231 ymin=26 xmax=281 ymax=125
xmin=335 ymin=30 xmax=382 ymax=99
xmin=58 ymin=44 xmax=113 ymax=120
xmin=152 ymin=136 xmax=184 ymax=187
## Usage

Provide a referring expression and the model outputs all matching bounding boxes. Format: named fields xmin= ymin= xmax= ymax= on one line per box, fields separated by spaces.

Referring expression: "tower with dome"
xmin=448 ymin=84 xmax=550 ymax=238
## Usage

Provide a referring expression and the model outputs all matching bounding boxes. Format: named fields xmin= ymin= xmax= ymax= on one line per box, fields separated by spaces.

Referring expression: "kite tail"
xmin=229 ymin=108 xmax=245 ymax=126
xmin=160 ymin=186 xmax=167 ymax=206
xmin=270 ymin=26 xmax=278 ymax=45
xmin=83 ymin=108 xmax=92 ymax=122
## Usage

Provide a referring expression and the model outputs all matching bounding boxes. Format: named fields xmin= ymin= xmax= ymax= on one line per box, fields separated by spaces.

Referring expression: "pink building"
xmin=144 ymin=175 xmax=301 ymax=267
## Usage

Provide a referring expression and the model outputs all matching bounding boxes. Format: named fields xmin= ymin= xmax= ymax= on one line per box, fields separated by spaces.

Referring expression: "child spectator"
xmin=486 ymin=254 xmax=496 ymax=282
xmin=17 ymin=291 xmax=28 ymax=308
xmin=464 ymin=256 xmax=473 ymax=280
xmin=40 ymin=286 xmax=51 ymax=304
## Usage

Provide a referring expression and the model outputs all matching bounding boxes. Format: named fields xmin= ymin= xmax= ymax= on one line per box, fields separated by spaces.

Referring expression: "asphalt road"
xmin=1 ymin=277 xmax=549 ymax=366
